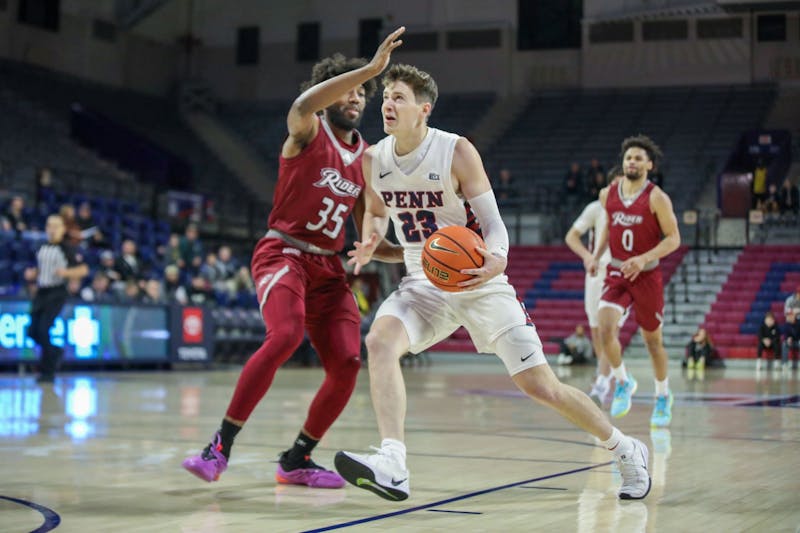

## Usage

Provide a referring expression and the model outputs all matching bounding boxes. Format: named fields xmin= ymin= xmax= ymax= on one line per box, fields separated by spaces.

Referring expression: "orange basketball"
xmin=421 ymin=226 xmax=485 ymax=292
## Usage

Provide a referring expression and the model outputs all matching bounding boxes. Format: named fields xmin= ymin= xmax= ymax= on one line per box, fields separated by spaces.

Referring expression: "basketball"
xmin=421 ymin=226 xmax=485 ymax=292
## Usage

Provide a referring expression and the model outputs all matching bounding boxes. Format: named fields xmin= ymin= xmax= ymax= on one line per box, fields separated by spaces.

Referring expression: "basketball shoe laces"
xmin=618 ymin=444 xmax=646 ymax=488
xmin=614 ymin=380 xmax=631 ymax=400
xmin=653 ymin=395 xmax=668 ymax=418
xmin=367 ymin=445 xmax=404 ymax=474
xmin=201 ymin=437 xmax=224 ymax=461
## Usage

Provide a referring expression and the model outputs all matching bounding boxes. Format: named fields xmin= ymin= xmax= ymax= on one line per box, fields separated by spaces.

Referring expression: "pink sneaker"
xmin=182 ymin=432 xmax=228 ymax=482
xmin=275 ymin=453 xmax=345 ymax=489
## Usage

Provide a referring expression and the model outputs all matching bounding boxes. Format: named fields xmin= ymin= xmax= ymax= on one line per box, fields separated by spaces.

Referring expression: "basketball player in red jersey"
xmin=182 ymin=27 xmax=406 ymax=488
xmin=589 ymin=135 xmax=680 ymax=427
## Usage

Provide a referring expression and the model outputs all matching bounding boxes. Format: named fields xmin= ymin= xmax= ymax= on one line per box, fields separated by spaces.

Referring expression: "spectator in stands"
xmin=58 ymin=204 xmax=83 ymax=246
xmin=586 ymin=171 xmax=606 ymax=201
xmin=80 ymin=272 xmax=114 ymax=303
xmin=556 ymin=324 xmax=593 ymax=366
xmin=76 ymin=201 xmax=107 ymax=249
xmin=66 ymin=277 xmax=82 ymax=299
xmin=756 ymin=311 xmax=781 ymax=371
xmin=493 ymin=168 xmax=518 ymax=206
xmin=164 ymin=264 xmax=189 ymax=305
xmin=585 ymin=159 xmax=605 ymax=186
xmin=217 ymin=245 xmax=238 ymax=280
xmin=179 ymin=223 xmax=204 ymax=273
xmin=35 ymin=167 xmax=55 ymax=208
xmin=778 ymin=177 xmax=799 ymax=218
xmin=751 ymin=158 xmax=768 ymax=209
xmin=160 ymin=233 xmax=182 ymax=266
xmin=98 ymin=250 xmax=122 ymax=283
xmin=685 ymin=327 xmax=712 ymax=371
xmin=2 ymin=195 xmax=29 ymax=235
xmin=232 ymin=265 xmax=255 ymax=296
xmin=187 ymin=274 xmax=214 ymax=306
xmin=785 ymin=285 xmax=800 ymax=317
xmin=115 ymin=239 xmax=142 ymax=281
xmin=120 ymin=280 xmax=142 ymax=304
xmin=564 ymin=162 xmax=583 ymax=199
xmin=762 ymin=183 xmax=781 ymax=218
xmin=141 ymin=279 xmax=166 ymax=305
xmin=782 ymin=311 xmax=799 ymax=371
xmin=200 ymin=252 xmax=223 ymax=285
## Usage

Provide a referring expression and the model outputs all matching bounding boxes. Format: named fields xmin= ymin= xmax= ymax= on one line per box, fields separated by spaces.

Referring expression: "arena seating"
xmin=219 ymin=92 xmax=497 ymax=168
xmin=704 ymin=245 xmax=800 ymax=359
xmin=0 ymin=60 xmax=256 ymax=234
xmin=0 ymin=191 xmax=171 ymax=293
xmin=484 ymin=85 xmax=776 ymax=216
xmin=432 ymin=245 xmax=688 ymax=355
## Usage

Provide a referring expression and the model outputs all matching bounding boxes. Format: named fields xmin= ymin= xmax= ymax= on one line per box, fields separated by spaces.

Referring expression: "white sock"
xmin=655 ymin=377 xmax=669 ymax=397
xmin=602 ymin=427 xmax=633 ymax=458
xmin=381 ymin=438 xmax=407 ymax=466
xmin=611 ymin=363 xmax=629 ymax=384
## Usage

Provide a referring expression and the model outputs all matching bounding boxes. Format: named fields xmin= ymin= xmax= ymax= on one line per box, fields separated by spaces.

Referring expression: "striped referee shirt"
xmin=36 ymin=241 xmax=81 ymax=288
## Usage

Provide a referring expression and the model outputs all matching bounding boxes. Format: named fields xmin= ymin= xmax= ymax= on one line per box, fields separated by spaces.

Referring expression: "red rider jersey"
xmin=605 ymin=180 xmax=662 ymax=262
xmin=267 ymin=115 xmax=366 ymax=252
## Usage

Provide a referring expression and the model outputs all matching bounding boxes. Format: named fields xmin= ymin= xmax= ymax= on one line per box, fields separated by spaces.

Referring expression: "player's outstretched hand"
xmin=347 ymin=233 xmax=380 ymax=275
xmin=458 ymin=247 xmax=507 ymax=290
xmin=368 ymin=27 xmax=405 ymax=74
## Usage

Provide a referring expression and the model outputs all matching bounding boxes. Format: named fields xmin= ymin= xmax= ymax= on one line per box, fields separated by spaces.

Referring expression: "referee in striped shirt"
xmin=28 ymin=214 xmax=88 ymax=383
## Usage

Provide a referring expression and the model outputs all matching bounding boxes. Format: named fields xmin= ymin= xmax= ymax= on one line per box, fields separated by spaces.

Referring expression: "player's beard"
xmin=625 ymin=169 xmax=646 ymax=182
xmin=326 ymin=105 xmax=361 ymax=131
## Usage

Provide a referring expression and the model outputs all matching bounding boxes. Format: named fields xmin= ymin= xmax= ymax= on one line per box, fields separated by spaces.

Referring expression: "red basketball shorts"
xmin=599 ymin=266 xmax=664 ymax=332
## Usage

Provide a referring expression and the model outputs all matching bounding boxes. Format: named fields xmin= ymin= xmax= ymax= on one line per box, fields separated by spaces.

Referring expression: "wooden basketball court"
xmin=2 ymin=357 xmax=798 ymax=532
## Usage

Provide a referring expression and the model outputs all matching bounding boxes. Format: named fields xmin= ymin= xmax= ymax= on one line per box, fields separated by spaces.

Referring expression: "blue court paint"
xmin=427 ymin=509 xmax=483 ymax=515
xmin=300 ymin=462 xmax=612 ymax=533
xmin=0 ymin=495 xmax=61 ymax=532
xmin=737 ymin=395 xmax=800 ymax=408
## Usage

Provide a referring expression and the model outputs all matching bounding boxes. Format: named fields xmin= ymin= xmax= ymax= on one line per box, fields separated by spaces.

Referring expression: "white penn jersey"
xmin=371 ymin=127 xmax=469 ymax=278
xmin=571 ymin=200 xmax=611 ymax=267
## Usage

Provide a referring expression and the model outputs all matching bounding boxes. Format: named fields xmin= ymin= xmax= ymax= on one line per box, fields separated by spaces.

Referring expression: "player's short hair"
xmin=607 ymin=165 xmax=624 ymax=182
xmin=620 ymin=135 xmax=663 ymax=164
xmin=382 ymin=64 xmax=439 ymax=109
xmin=300 ymin=53 xmax=378 ymax=99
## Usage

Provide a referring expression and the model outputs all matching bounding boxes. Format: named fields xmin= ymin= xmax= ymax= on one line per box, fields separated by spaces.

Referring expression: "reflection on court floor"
xmin=1 ymin=358 xmax=798 ymax=532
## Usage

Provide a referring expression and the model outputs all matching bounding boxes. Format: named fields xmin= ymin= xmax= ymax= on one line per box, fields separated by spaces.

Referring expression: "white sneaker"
xmin=618 ymin=437 xmax=651 ymax=500
xmin=589 ymin=378 xmax=609 ymax=406
xmin=334 ymin=447 xmax=410 ymax=501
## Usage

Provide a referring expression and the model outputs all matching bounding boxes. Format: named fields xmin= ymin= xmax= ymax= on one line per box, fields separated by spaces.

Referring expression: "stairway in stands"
xmin=624 ymin=248 xmax=738 ymax=358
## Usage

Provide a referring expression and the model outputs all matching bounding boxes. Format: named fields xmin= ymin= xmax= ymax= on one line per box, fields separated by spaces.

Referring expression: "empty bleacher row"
xmin=0 ymin=59 xmax=260 ymax=236
xmin=484 ymin=85 xmax=776 ymax=217
xmin=219 ymin=92 xmax=497 ymax=170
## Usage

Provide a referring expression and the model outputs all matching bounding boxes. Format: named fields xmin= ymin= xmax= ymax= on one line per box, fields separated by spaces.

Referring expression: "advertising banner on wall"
xmin=0 ymin=300 xmax=170 ymax=363
xmin=169 ymin=306 xmax=213 ymax=363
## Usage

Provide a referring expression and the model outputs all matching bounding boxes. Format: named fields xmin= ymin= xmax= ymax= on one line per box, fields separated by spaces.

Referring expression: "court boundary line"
xmin=0 ymin=495 xmax=61 ymax=532
xmin=299 ymin=461 xmax=612 ymax=533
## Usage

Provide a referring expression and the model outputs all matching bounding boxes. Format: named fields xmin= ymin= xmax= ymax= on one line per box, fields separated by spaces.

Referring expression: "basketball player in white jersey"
xmin=334 ymin=64 xmax=651 ymax=502
xmin=565 ymin=167 xmax=626 ymax=406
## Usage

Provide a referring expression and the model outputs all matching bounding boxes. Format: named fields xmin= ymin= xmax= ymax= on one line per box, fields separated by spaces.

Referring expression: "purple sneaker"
xmin=182 ymin=432 xmax=228 ymax=482
xmin=275 ymin=453 xmax=345 ymax=489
